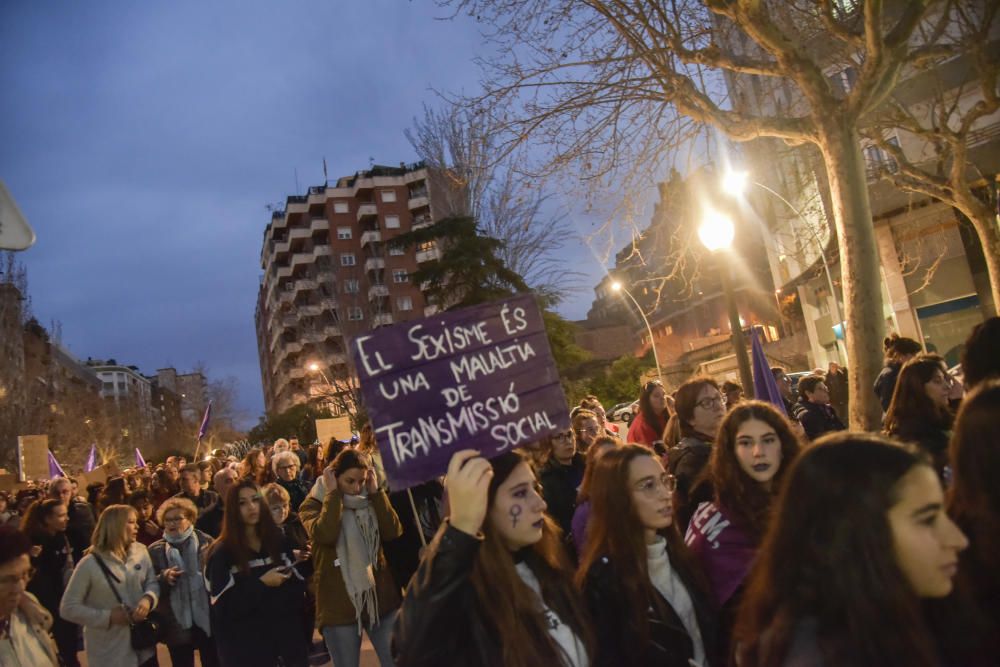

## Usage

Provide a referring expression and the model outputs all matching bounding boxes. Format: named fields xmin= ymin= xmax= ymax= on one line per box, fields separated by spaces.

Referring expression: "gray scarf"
xmin=310 ymin=477 xmax=381 ymax=633
xmin=164 ymin=528 xmax=210 ymax=635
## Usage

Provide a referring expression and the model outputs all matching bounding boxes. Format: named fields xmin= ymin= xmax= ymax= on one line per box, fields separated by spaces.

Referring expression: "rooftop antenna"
xmin=294 ymin=168 xmax=300 ymax=194
xmin=323 ymin=158 xmax=328 ymax=186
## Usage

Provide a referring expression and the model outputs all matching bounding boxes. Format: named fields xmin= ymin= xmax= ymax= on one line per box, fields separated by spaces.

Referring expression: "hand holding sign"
xmin=446 ymin=450 xmax=493 ymax=537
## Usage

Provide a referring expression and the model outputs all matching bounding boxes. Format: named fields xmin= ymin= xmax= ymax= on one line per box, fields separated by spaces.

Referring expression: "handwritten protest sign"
xmin=17 ymin=435 xmax=49 ymax=481
xmin=351 ymin=293 xmax=569 ymax=490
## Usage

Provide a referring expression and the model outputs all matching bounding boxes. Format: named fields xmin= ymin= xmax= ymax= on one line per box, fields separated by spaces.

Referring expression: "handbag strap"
xmin=92 ymin=554 xmax=126 ymax=607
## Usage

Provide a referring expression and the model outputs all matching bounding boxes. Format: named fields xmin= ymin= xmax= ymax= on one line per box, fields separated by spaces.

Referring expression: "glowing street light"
xmin=610 ymin=280 xmax=662 ymax=381
xmin=698 ymin=209 xmax=754 ymax=398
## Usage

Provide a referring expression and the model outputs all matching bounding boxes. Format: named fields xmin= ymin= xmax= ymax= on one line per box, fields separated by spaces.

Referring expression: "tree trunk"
xmin=818 ymin=121 xmax=886 ymax=431
xmin=965 ymin=208 xmax=1000 ymax=317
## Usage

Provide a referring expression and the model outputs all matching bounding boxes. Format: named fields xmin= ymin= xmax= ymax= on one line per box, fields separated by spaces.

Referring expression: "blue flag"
xmin=84 ymin=443 xmax=97 ymax=472
xmin=751 ymin=328 xmax=787 ymax=415
xmin=48 ymin=451 xmax=66 ymax=479
xmin=198 ymin=401 xmax=213 ymax=440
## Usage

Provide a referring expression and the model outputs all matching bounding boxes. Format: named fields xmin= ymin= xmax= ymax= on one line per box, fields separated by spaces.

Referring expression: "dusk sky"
xmin=0 ymin=1 xmax=614 ymax=427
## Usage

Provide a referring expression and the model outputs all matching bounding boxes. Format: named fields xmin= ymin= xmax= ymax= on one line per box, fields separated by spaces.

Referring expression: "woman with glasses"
xmin=21 ymin=498 xmax=78 ymax=667
xmin=667 ymin=377 xmax=727 ymax=532
xmin=272 ymin=452 xmax=309 ymax=512
xmin=148 ymin=497 xmax=218 ymax=667
xmin=578 ymin=444 xmax=716 ymax=667
xmin=685 ymin=402 xmax=800 ymax=662
xmin=572 ymin=409 xmax=604 ymax=454
xmin=539 ymin=424 xmax=586 ymax=539
xmin=61 ymin=504 xmax=160 ymax=667
xmin=627 ymin=380 xmax=671 ymax=447
xmin=884 ymin=354 xmax=955 ymax=480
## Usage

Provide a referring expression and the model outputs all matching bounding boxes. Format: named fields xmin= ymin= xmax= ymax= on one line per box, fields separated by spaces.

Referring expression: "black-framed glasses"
xmin=696 ymin=396 xmax=724 ymax=410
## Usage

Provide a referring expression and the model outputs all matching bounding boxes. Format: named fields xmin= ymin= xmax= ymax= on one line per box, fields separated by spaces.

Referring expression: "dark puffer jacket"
xmin=792 ymin=400 xmax=846 ymax=441
xmin=538 ymin=454 xmax=585 ymax=537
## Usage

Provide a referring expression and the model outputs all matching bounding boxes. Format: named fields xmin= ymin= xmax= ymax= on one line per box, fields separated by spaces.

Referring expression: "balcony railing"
xmin=416 ymin=248 xmax=440 ymax=263
xmin=408 ymin=194 xmax=430 ymax=210
xmin=374 ymin=313 xmax=394 ymax=327
xmin=365 ymin=257 xmax=386 ymax=272
xmin=360 ymin=230 xmax=382 ymax=247
xmin=368 ymin=284 xmax=389 ymax=300
xmin=865 ymin=158 xmax=899 ymax=182
xmin=357 ymin=203 xmax=378 ymax=221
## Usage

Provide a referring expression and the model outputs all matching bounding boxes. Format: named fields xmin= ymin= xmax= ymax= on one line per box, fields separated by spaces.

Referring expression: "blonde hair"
xmin=90 ymin=505 xmax=136 ymax=558
xmin=155 ymin=497 xmax=198 ymax=525
xmin=263 ymin=482 xmax=290 ymax=506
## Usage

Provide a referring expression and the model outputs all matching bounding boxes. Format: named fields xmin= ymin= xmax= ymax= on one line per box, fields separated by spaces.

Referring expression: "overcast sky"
xmin=0 ymin=1 xmax=611 ymax=427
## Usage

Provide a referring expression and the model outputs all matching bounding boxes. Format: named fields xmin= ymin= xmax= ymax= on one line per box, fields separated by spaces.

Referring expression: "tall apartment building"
xmin=718 ymin=6 xmax=999 ymax=368
xmin=256 ymin=162 xmax=443 ymax=415
xmin=87 ymin=360 xmax=155 ymax=446
xmin=155 ymin=367 xmax=207 ymax=424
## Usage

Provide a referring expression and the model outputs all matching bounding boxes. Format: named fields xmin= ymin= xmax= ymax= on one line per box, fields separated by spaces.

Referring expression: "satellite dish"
xmin=0 ymin=180 xmax=36 ymax=251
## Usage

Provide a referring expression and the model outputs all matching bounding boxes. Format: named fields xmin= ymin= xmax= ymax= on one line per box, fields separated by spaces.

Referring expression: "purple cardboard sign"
xmin=351 ymin=294 xmax=569 ymax=490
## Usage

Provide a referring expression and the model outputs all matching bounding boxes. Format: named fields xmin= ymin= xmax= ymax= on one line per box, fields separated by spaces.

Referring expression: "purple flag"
xmin=751 ymin=328 xmax=787 ymax=415
xmin=198 ymin=401 xmax=213 ymax=440
xmin=48 ymin=450 xmax=66 ymax=479
xmin=135 ymin=448 xmax=147 ymax=468
xmin=351 ymin=293 xmax=570 ymax=491
xmin=84 ymin=443 xmax=97 ymax=472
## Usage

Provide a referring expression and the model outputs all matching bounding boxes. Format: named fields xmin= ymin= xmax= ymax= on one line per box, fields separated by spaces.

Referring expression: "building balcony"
xmin=411 ymin=215 xmax=432 ymax=230
xmin=299 ymin=304 xmax=324 ymax=317
xmin=420 ymin=280 xmax=432 ymax=292
xmin=365 ymin=257 xmax=386 ymax=272
xmin=313 ymin=245 xmax=331 ymax=258
xmin=282 ymin=314 xmax=298 ymax=327
xmin=310 ymin=217 xmax=330 ymax=232
xmin=407 ymin=194 xmax=430 ymax=210
xmin=360 ymin=230 xmax=382 ymax=247
xmin=357 ymin=203 xmax=378 ymax=222
xmin=290 ymin=251 xmax=315 ymax=269
xmin=368 ymin=284 xmax=389 ymax=300
xmin=289 ymin=227 xmax=312 ymax=241
xmin=274 ymin=264 xmax=293 ymax=280
xmin=278 ymin=289 xmax=295 ymax=305
xmin=416 ymin=248 xmax=440 ymax=263
xmin=294 ymin=278 xmax=318 ymax=292
xmin=315 ymin=269 xmax=335 ymax=283
xmin=374 ymin=313 xmax=394 ymax=327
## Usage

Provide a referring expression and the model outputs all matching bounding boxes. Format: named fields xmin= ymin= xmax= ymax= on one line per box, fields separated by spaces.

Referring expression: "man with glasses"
xmin=174 ymin=465 xmax=220 ymax=519
xmin=538 ymin=427 xmax=586 ymax=539
xmin=792 ymin=375 xmax=846 ymax=441
xmin=0 ymin=525 xmax=60 ymax=666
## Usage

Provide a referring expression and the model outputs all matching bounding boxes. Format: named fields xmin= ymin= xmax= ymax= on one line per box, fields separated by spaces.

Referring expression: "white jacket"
xmin=60 ymin=542 xmax=160 ymax=667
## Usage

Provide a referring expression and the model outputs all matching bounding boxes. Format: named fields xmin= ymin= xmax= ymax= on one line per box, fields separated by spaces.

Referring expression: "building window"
xmin=348 ymin=307 xmax=364 ymax=321
xmin=385 ymin=215 xmax=400 ymax=229
xmin=337 ymin=226 xmax=352 ymax=240
xmin=344 ymin=279 xmax=360 ymax=294
xmin=388 ymin=245 xmax=404 ymax=256
xmin=380 ymin=190 xmax=396 ymax=203
xmin=418 ymin=240 xmax=436 ymax=252
xmin=393 ymin=269 xmax=409 ymax=283
xmin=334 ymin=201 xmax=349 ymax=214
xmin=340 ymin=253 xmax=356 ymax=266
xmin=397 ymin=296 xmax=413 ymax=311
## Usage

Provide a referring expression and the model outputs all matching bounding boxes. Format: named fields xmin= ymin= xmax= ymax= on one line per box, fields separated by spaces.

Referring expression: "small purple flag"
xmin=84 ymin=443 xmax=97 ymax=472
xmin=135 ymin=448 xmax=147 ymax=468
xmin=197 ymin=401 xmax=213 ymax=440
xmin=48 ymin=450 xmax=66 ymax=479
xmin=751 ymin=328 xmax=787 ymax=416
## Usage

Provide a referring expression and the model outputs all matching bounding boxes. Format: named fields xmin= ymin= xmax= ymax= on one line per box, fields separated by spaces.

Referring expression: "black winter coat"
xmin=583 ymin=552 xmax=717 ymax=667
xmin=538 ymin=455 xmax=585 ymax=537
xmin=874 ymin=362 xmax=902 ymax=412
xmin=65 ymin=500 xmax=95 ymax=565
xmin=792 ymin=400 xmax=846 ymax=441
xmin=667 ymin=437 xmax=713 ymax=534
xmin=27 ymin=531 xmax=73 ymax=615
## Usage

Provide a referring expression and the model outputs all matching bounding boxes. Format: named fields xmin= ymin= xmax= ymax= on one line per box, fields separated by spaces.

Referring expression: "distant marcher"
xmin=572 ymin=408 xmax=603 ymax=454
xmin=734 ymin=433 xmax=987 ymax=666
xmin=570 ymin=435 xmax=621 ymax=557
xmin=264 ymin=483 xmax=314 ymax=647
xmin=175 ymin=465 xmax=220 ymax=517
xmin=60 ymin=505 xmax=160 ymax=667
xmin=272 ymin=452 xmax=309 ymax=512
xmin=21 ymin=498 xmax=79 ymax=667
xmin=580 ymin=396 xmax=619 ymax=435
xmin=300 ymin=449 xmax=401 ymax=667
xmin=961 ymin=317 xmax=1000 ymax=390
xmin=301 ymin=444 xmax=324 ymax=485
xmin=538 ymin=426 xmax=586 ymax=539
xmin=196 ymin=467 xmax=238 ymax=538
xmin=826 ymin=362 xmax=849 ymax=422
xmin=0 ymin=525 xmax=60 ymax=666
xmin=884 ymin=354 xmax=954 ymax=479
xmin=666 ymin=376 xmax=726 ymax=533
xmin=721 ymin=381 xmax=743 ymax=410
xmin=239 ymin=448 xmax=270 ymax=487
xmin=874 ymin=333 xmax=922 ymax=413
xmin=148 ymin=497 xmax=218 ymax=667
xmin=792 ymin=375 xmax=846 ymax=441
xmin=48 ymin=477 xmax=95 ymax=565
xmin=127 ymin=490 xmax=160 ymax=547
xmin=627 ymin=380 xmax=671 ymax=447
xmin=770 ymin=367 xmax=797 ymax=416
xmin=947 ymin=380 xmax=1000 ymax=640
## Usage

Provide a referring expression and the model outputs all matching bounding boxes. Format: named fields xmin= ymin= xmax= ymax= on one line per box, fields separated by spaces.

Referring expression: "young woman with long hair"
xmin=238 ymin=448 xmax=269 ymax=486
xmin=667 ymin=376 xmax=727 ymax=532
xmin=299 ymin=448 xmax=401 ymax=667
xmin=884 ymin=353 xmax=954 ymax=478
xmin=301 ymin=443 xmax=325 ymax=485
xmin=395 ymin=449 xmax=594 ymax=667
xmin=21 ymin=498 xmax=78 ymax=667
xmin=205 ymin=479 xmax=309 ymax=667
xmin=947 ymin=380 xmax=1000 ymax=639
xmin=685 ymin=401 xmax=800 ymax=660
xmin=60 ymin=504 xmax=160 ymax=667
xmin=627 ymin=380 xmax=671 ymax=447
xmin=570 ymin=435 xmax=620 ymax=556
xmin=735 ymin=433 xmax=986 ymax=667
xmin=127 ymin=490 xmax=160 ymax=547
xmin=874 ymin=333 xmax=923 ymax=412
xmin=578 ymin=444 xmax=715 ymax=667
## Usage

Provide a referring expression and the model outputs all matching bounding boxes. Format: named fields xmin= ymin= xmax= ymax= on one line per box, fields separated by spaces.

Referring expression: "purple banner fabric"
xmin=684 ymin=501 xmax=756 ymax=606
xmin=135 ymin=448 xmax=147 ymax=468
xmin=351 ymin=294 xmax=570 ymax=491
xmin=198 ymin=401 xmax=213 ymax=440
xmin=751 ymin=328 xmax=787 ymax=416
xmin=84 ymin=444 xmax=97 ymax=472
xmin=48 ymin=451 xmax=66 ymax=479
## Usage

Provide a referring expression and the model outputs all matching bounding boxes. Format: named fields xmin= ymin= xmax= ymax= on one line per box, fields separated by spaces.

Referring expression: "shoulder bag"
xmin=92 ymin=553 xmax=164 ymax=651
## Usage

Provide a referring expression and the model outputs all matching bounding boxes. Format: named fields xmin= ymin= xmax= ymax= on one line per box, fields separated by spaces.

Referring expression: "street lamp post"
xmin=698 ymin=209 xmax=755 ymax=398
xmin=724 ymin=170 xmax=845 ymax=362
xmin=610 ymin=281 xmax=662 ymax=382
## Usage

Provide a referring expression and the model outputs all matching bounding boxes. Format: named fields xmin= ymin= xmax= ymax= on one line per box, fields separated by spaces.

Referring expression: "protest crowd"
xmin=1 ymin=315 xmax=999 ymax=667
